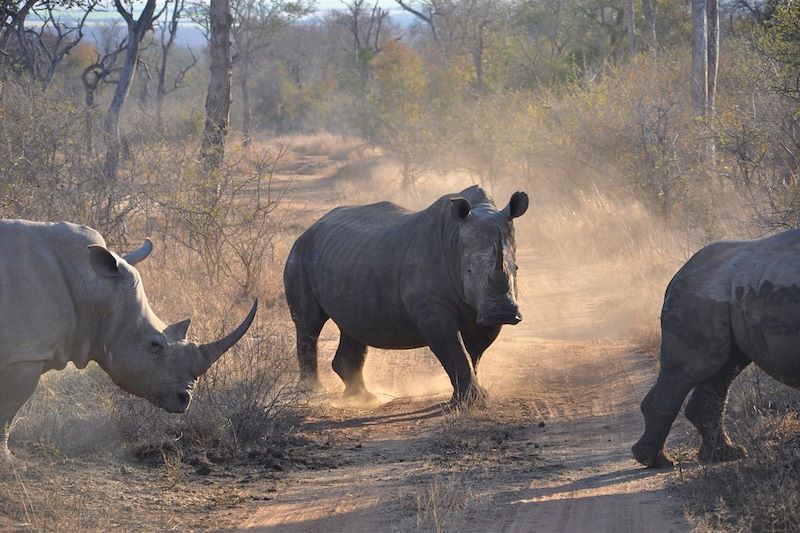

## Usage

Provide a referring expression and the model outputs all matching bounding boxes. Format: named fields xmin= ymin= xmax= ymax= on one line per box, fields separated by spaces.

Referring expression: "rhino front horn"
xmin=200 ymin=300 xmax=258 ymax=367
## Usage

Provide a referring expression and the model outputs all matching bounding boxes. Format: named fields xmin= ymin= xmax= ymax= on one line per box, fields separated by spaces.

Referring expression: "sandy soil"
xmin=233 ymin=147 xmax=691 ymax=532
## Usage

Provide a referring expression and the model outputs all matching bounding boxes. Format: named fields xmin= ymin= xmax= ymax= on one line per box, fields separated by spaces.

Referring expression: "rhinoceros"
xmin=284 ymin=185 xmax=529 ymax=404
xmin=0 ymin=220 xmax=257 ymax=463
xmin=633 ymin=229 xmax=800 ymax=468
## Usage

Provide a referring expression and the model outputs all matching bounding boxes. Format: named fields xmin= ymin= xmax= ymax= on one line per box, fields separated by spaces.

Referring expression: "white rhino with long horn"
xmin=0 ymin=220 xmax=257 ymax=463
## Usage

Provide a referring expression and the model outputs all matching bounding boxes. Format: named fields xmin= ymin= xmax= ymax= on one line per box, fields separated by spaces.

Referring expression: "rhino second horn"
xmin=123 ymin=238 xmax=153 ymax=266
xmin=494 ymin=230 xmax=504 ymax=272
xmin=200 ymin=300 xmax=258 ymax=367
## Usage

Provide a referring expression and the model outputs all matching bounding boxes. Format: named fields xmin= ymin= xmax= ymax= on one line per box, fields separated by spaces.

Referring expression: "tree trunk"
xmin=102 ymin=31 xmax=141 ymax=181
xmin=473 ymin=21 xmax=488 ymax=91
xmin=641 ymin=0 xmax=657 ymax=51
xmin=707 ymin=0 xmax=719 ymax=116
xmin=240 ymin=54 xmax=252 ymax=147
xmin=691 ymin=0 xmax=707 ymax=118
xmin=102 ymin=0 xmax=157 ymax=182
xmin=156 ymin=62 xmax=167 ymax=130
xmin=626 ymin=0 xmax=638 ymax=56
xmin=84 ymin=87 xmax=95 ymax=154
xmin=201 ymin=0 xmax=233 ymax=173
xmin=156 ymin=0 xmax=181 ymax=130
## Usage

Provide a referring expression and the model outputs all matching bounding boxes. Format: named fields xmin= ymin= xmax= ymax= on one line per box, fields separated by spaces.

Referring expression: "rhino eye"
xmin=149 ymin=334 xmax=166 ymax=353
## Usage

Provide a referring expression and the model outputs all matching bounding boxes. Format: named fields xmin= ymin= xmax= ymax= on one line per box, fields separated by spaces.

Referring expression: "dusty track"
xmin=236 ymin=149 xmax=690 ymax=532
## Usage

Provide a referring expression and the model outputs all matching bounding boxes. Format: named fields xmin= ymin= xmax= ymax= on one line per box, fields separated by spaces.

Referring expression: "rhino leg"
xmin=685 ymin=350 xmax=750 ymax=463
xmin=462 ymin=325 xmax=501 ymax=373
xmin=295 ymin=322 xmax=326 ymax=392
xmin=420 ymin=320 xmax=485 ymax=407
xmin=332 ymin=333 xmax=376 ymax=402
xmin=285 ymin=249 xmax=329 ymax=392
xmin=632 ymin=370 xmax=693 ymax=468
xmin=0 ymin=362 xmax=43 ymax=465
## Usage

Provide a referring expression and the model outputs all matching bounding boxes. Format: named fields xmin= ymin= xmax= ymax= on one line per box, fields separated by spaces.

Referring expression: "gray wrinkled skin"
xmin=633 ymin=229 xmax=800 ymax=468
xmin=284 ymin=185 xmax=529 ymax=404
xmin=0 ymin=220 xmax=257 ymax=464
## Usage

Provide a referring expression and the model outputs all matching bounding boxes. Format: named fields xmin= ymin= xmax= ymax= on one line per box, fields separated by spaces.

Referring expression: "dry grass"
xmin=415 ymin=473 xmax=476 ymax=533
xmin=279 ymin=132 xmax=367 ymax=160
xmin=680 ymin=368 xmax=800 ymax=532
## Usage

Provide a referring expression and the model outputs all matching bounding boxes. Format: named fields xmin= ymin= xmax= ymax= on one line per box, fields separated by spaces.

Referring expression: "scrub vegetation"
xmin=0 ymin=0 xmax=799 ymax=530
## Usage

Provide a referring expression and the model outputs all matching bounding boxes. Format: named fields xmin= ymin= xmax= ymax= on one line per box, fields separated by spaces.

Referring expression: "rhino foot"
xmin=299 ymin=376 xmax=325 ymax=395
xmin=342 ymin=387 xmax=379 ymax=406
xmin=698 ymin=442 xmax=746 ymax=463
xmin=632 ymin=440 xmax=674 ymax=469
xmin=450 ymin=384 xmax=488 ymax=410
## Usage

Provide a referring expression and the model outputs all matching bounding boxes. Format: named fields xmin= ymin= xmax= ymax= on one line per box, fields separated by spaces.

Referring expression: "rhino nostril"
xmin=177 ymin=391 xmax=190 ymax=408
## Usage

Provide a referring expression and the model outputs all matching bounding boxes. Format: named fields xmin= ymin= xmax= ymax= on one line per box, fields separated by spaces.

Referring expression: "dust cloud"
xmin=287 ymin=151 xmax=694 ymax=404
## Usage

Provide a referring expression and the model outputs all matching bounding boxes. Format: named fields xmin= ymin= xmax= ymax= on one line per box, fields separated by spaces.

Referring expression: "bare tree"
xmin=707 ymin=0 xmax=718 ymax=115
xmin=102 ymin=0 xmax=160 ymax=182
xmin=155 ymin=0 xmax=197 ymax=128
xmin=394 ymin=0 xmax=439 ymax=40
xmin=82 ymin=38 xmax=127 ymax=154
xmin=230 ymin=0 xmax=312 ymax=145
xmin=201 ymin=0 xmax=233 ymax=172
xmin=691 ymin=0 xmax=707 ymax=117
xmin=640 ymin=0 xmax=657 ymax=51
xmin=394 ymin=0 xmax=500 ymax=90
xmin=0 ymin=0 xmax=36 ymax=55
xmin=338 ymin=0 xmax=388 ymax=81
xmin=13 ymin=1 xmax=97 ymax=90
xmin=625 ymin=0 xmax=637 ymax=56
xmin=691 ymin=0 xmax=719 ymax=118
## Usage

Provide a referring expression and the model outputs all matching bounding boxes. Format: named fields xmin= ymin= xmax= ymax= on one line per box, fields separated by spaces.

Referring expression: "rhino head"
xmin=451 ymin=191 xmax=529 ymax=327
xmin=87 ymin=240 xmax=257 ymax=413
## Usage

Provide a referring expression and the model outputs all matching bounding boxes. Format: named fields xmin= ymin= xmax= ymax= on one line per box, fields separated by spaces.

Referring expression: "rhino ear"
xmin=503 ymin=191 xmax=529 ymax=219
xmin=450 ymin=197 xmax=471 ymax=221
xmin=88 ymin=245 xmax=120 ymax=278
xmin=165 ymin=319 xmax=191 ymax=341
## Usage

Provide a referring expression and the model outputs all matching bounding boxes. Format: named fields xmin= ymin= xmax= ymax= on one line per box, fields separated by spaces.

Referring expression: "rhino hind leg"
xmin=685 ymin=350 xmax=750 ymax=463
xmin=295 ymin=323 xmax=326 ymax=392
xmin=331 ymin=333 xmax=376 ymax=403
xmin=632 ymin=370 xmax=693 ymax=468
xmin=0 ymin=362 xmax=43 ymax=467
xmin=286 ymin=262 xmax=328 ymax=392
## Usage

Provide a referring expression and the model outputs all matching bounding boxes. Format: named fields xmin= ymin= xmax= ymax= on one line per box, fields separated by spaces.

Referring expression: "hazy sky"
xmin=316 ymin=0 xmax=397 ymax=8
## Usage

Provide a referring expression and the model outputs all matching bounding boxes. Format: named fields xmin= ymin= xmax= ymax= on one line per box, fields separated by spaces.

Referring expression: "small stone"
xmin=538 ymin=421 xmax=546 ymax=428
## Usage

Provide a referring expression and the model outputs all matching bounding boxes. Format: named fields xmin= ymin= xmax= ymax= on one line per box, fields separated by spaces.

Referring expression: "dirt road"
xmin=236 ymin=147 xmax=690 ymax=532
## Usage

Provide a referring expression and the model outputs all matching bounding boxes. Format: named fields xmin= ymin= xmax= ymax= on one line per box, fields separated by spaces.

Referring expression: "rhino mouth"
xmin=477 ymin=310 xmax=522 ymax=327
xmin=157 ymin=389 xmax=193 ymax=414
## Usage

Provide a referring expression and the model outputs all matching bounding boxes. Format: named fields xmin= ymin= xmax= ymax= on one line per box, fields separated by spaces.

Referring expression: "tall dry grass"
xmin=683 ymin=368 xmax=800 ymax=531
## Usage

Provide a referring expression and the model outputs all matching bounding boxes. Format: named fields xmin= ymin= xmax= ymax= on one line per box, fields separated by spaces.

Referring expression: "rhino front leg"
xmin=419 ymin=320 xmax=485 ymax=407
xmin=0 ymin=362 xmax=44 ymax=466
xmin=632 ymin=370 xmax=693 ymax=468
xmin=462 ymin=325 xmax=501 ymax=373
xmin=685 ymin=352 xmax=750 ymax=463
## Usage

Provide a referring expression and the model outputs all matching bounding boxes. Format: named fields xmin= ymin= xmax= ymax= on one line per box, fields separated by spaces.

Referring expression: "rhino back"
xmin=725 ymin=230 xmax=800 ymax=381
xmin=0 ymin=220 xmax=103 ymax=371
xmin=295 ymin=200 xmax=455 ymax=348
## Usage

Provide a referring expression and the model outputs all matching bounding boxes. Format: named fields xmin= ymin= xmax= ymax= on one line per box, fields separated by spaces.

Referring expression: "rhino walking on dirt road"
xmin=633 ymin=229 xmax=800 ymax=468
xmin=284 ymin=185 xmax=529 ymax=404
xmin=0 ymin=220 xmax=257 ymax=464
